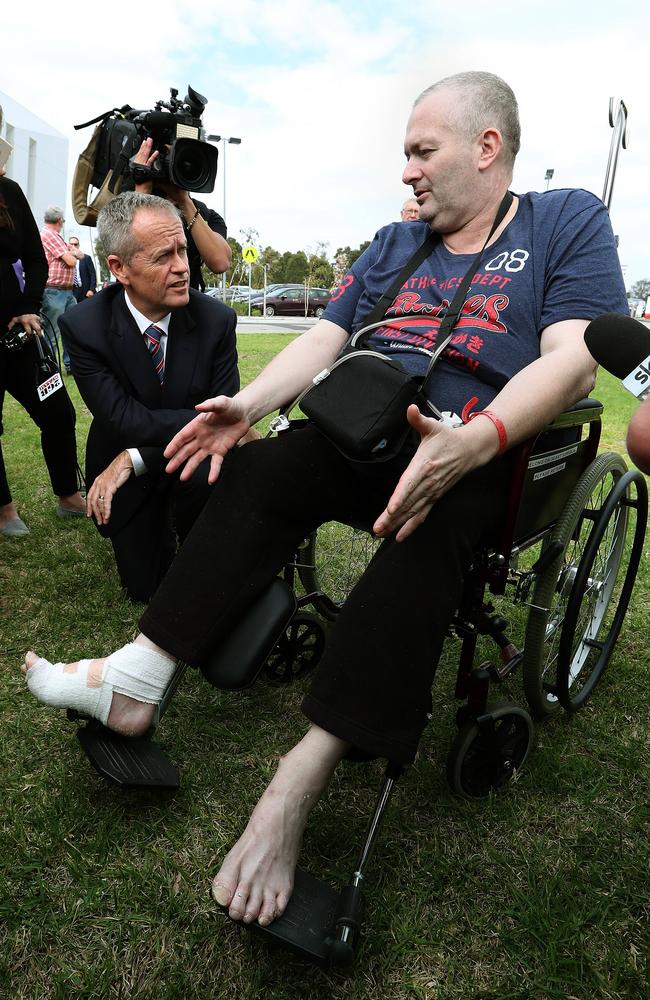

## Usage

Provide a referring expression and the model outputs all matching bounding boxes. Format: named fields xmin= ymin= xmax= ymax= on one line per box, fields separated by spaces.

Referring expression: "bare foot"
xmin=22 ymin=636 xmax=176 ymax=736
xmin=212 ymin=726 xmax=349 ymax=927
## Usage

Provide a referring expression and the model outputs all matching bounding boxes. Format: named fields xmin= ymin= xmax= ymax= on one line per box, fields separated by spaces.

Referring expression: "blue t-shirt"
xmin=323 ymin=189 xmax=628 ymax=421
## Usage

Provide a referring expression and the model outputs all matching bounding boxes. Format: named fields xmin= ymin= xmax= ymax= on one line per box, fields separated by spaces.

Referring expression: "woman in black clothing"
xmin=0 ymin=108 xmax=85 ymax=536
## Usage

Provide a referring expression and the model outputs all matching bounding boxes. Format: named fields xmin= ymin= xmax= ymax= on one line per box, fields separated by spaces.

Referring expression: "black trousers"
xmin=0 ymin=340 xmax=79 ymax=507
xmin=109 ymin=461 xmax=213 ymax=604
xmin=140 ymin=425 xmax=513 ymax=763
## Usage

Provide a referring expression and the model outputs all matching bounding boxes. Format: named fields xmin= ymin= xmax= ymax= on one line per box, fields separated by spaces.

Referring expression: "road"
xmin=236 ymin=315 xmax=318 ymax=335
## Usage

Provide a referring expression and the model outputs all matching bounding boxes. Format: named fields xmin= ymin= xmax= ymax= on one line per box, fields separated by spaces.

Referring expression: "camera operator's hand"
xmin=157 ymin=182 xmax=192 ymax=212
xmin=8 ymin=314 xmax=41 ymax=337
xmin=157 ymin=182 xmax=232 ymax=275
xmin=132 ymin=138 xmax=159 ymax=195
xmin=87 ymin=451 xmax=134 ymax=526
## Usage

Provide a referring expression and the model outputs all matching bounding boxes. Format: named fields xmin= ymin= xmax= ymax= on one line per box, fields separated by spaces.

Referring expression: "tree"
xmin=630 ymin=279 xmax=650 ymax=301
xmin=333 ymin=240 xmax=371 ymax=285
xmin=273 ymin=250 xmax=309 ymax=284
xmin=93 ymin=237 xmax=110 ymax=283
xmin=305 ymin=242 xmax=334 ymax=289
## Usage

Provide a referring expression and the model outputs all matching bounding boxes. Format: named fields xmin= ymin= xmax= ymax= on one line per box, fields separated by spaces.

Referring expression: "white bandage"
xmin=26 ymin=643 xmax=177 ymax=726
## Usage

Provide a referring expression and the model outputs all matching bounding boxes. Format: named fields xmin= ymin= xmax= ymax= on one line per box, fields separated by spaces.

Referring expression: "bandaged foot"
xmin=23 ymin=643 xmax=176 ymax=731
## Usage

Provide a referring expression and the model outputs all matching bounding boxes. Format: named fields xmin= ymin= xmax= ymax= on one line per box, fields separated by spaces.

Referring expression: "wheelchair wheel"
xmin=523 ymin=453 xmax=647 ymax=718
xmin=264 ymin=611 xmax=327 ymax=683
xmin=446 ymin=702 xmax=534 ymax=800
xmin=297 ymin=523 xmax=381 ymax=621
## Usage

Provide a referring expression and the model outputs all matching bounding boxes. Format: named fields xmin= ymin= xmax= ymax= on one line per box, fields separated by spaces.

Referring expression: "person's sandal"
xmin=0 ymin=517 xmax=30 ymax=537
xmin=57 ymin=505 xmax=85 ymax=518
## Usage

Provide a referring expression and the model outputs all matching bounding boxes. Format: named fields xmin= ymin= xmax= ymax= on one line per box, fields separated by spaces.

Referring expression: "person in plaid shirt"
xmin=40 ymin=206 xmax=83 ymax=372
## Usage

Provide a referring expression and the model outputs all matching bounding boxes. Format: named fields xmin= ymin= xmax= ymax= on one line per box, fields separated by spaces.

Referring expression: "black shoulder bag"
xmin=292 ymin=192 xmax=512 ymax=461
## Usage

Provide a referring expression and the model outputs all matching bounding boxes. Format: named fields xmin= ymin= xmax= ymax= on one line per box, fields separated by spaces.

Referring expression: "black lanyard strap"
xmin=354 ymin=191 xmax=514 ymax=391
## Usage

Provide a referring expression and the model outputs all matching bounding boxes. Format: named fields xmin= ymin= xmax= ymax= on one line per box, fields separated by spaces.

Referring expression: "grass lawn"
xmin=0 ymin=333 xmax=648 ymax=1000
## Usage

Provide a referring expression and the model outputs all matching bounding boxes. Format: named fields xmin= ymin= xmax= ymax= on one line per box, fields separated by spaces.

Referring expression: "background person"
xmin=626 ymin=395 xmax=650 ymax=473
xmin=400 ymin=197 xmax=420 ymax=221
xmin=59 ymin=192 xmax=240 ymax=602
xmin=22 ymin=72 xmax=628 ymax=928
xmin=0 ymin=111 xmax=85 ymax=536
xmin=69 ymin=237 xmax=97 ymax=302
xmin=131 ymin=138 xmax=231 ymax=291
xmin=40 ymin=205 xmax=83 ymax=373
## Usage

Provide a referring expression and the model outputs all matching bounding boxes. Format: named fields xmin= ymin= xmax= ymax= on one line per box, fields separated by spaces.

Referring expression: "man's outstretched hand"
xmin=373 ymin=404 xmax=493 ymax=542
xmin=164 ymin=396 xmax=251 ymax=483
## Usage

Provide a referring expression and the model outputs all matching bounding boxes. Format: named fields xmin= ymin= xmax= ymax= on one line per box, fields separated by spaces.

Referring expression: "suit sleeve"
xmin=12 ymin=181 xmax=48 ymax=315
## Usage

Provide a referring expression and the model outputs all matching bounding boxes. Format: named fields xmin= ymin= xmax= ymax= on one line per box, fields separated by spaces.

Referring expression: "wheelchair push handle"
xmin=602 ymin=97 xmax=628 ymax=213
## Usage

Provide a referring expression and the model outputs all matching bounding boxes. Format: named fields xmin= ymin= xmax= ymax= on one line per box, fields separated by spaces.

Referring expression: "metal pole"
xmin=207 ymin=135 xmax=242 ymax=297
xmin=221 ymin=139 xmax=227 ymax=297
xmin=602 ymin=97 xmax=628 ymax=212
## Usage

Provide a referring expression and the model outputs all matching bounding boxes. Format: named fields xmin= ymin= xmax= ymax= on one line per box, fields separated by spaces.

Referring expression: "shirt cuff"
xmin=127 ymin=448 xmax=147 ymax=476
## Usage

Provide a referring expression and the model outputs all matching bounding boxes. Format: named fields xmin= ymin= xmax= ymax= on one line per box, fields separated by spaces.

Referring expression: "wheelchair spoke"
xmin=523 ymin=452 xmax=643 ymax=718
xmin=297 ymin=523 xmax=381 ymax=621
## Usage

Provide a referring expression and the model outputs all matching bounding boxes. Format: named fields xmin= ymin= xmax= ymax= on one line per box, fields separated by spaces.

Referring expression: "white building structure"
xmin=0 ymin=91 xmax=68 ymax=228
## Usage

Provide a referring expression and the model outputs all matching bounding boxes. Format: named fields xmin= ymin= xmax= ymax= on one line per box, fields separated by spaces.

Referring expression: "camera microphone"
xmin=140 ymin=110 xmax=181 ymax=134
xmin=584 ymin=313 xmax=650 ymax=401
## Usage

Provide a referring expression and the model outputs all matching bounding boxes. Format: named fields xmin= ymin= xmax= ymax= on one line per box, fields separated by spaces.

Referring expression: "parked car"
xmin=251 ymin=286 xmax=331 ymax=318
xmin=206 ymin=285 xmax=252 ymax=302
xmin=247 ymin=283 xmax=302 ymax=305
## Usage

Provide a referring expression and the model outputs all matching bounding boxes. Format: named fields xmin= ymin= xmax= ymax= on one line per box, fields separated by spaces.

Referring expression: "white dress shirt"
xmin=123 ymin=293 xmax=172 ymax=476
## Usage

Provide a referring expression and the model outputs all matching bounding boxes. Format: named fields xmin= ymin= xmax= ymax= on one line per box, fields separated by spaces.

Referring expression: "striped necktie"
xmin=145 ymin=324 xmax=165 ymax=384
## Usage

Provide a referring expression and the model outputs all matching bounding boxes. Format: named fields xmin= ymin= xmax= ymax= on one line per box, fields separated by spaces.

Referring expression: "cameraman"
xmin=131 ymin=138 xmax=231 ymax=290
xmin=0 ymin=110 xmax=85 ymax=536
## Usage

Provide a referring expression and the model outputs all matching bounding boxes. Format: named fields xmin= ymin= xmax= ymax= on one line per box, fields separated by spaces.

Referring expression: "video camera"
xmin=86 ymin=85 xmax=218 ymax=195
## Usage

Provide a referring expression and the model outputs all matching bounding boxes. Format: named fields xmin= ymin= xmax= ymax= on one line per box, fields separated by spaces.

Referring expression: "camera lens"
xmin=169 ymin=138 xmax=218 ymax=193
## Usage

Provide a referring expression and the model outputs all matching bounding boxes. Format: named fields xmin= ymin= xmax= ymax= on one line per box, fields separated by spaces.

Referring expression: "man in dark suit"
xmin=60 ymin=191 xmax=240 ymax=602
xmin=69 ymin=237 xmax=97 ymax=303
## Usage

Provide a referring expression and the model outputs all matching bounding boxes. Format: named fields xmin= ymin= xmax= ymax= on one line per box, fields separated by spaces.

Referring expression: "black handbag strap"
xmin=362 ymin=230 xmax=439 ymax=329
xmin=354 ymin=190 xmax=514 ymax=390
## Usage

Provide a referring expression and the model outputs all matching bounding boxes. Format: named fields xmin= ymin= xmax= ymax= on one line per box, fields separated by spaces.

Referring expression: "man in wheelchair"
xmin=23 ymin=71 xmax=629 ymax=931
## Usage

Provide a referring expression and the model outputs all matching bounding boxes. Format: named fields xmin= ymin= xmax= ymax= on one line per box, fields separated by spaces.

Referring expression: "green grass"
xmin=0 ymin=337 xmax=648 ymax=1000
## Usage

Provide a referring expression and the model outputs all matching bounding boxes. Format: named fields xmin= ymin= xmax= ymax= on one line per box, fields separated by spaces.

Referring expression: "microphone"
xmin=584 ymin=313 xmax=650 ymax=401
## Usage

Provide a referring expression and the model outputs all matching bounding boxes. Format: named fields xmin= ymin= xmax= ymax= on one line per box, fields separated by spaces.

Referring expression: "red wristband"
xmin=467 ymin=409 xmax=508 ymax=454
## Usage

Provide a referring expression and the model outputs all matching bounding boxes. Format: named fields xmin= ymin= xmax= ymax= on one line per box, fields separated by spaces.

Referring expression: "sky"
xmin=3 ymin=0 xmax=649 ymax=288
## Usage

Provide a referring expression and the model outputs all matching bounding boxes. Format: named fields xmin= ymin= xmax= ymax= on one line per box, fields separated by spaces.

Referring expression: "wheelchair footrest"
xmin=76 ymin=722 xmax=180 ymax=790
xmin=246 ymin=867 xmax=357 ymax=967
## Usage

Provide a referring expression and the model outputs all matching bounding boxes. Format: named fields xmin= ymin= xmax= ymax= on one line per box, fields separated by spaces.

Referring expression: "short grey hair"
xmin=44 ymin=205 xmax=65 ymax=224
xmin=97 ymin=191 xmax=180 ymax=263
xmin=415 ymin=71 xmax=521 ymax=170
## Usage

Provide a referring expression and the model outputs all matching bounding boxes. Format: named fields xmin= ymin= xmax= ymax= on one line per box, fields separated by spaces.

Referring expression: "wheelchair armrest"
xmin=489 ymin=399 xmax=604 ymax=589
xmin=544 ymin=397 xmax=603 ymax=431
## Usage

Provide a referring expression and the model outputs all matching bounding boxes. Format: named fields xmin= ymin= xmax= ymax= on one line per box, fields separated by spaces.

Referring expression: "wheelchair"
xmin=70 ymin=397 xmax=647 ymax=966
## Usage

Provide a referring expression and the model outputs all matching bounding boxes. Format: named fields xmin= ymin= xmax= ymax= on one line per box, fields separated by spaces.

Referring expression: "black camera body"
xmin=0 ymin=323 xmax=30 ymax=352
xmin=93 ymin=86 xmax=218 ymax=194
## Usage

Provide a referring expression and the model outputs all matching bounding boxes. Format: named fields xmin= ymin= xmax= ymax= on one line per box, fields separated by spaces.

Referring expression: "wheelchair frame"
xmin=235 ymin=399 xmax=646 ymax=966
xmin=69 ymin=396 xmax=647 ymax=966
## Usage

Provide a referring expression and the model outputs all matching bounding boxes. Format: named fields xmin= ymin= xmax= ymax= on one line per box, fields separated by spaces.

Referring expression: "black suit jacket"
xmin=60 ymin=283 xmax=239 ymax=535
xmin=72 ymin=255 xmax=97 ymax=302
